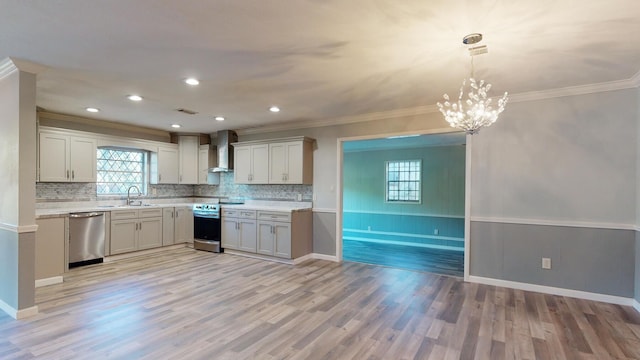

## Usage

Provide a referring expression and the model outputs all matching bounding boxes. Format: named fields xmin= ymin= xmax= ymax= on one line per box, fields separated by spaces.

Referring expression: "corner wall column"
xmin=0 ymin=58 xmax=39 ymax=319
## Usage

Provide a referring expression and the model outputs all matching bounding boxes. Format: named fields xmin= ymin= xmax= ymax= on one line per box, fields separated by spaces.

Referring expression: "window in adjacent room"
xmin=96 ymin=148 xmax=147 ymax=195
xmin=385 ymin=160 xmax=421 ymax=203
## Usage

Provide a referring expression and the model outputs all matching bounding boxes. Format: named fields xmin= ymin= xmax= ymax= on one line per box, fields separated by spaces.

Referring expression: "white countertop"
xmin=36 ymin=202 xmax=196 ymax=218
xmin=36 ymin=199 xmax=312 ymax=218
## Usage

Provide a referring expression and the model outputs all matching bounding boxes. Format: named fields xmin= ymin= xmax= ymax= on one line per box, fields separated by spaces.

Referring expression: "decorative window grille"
xmin=385 ymin=160 xmax=421 ymax=203
xmin=96 ymin=148 xmax=147 ymax=195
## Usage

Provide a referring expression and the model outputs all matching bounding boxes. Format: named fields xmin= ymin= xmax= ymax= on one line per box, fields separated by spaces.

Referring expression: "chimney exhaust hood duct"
xmin=211 ymin=130 xmax=238 ymax=172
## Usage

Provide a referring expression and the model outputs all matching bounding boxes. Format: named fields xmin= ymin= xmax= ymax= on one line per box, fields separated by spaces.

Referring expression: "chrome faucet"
xmin=127 ymin=185 xmax=142 ymax=206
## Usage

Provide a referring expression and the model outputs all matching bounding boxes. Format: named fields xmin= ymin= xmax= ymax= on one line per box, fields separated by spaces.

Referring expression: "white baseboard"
xmin=310 ymin=253 xmax=340 ymax=262
xmin=0 ymin=299 xmax=38 ymax=319
xmin=633 ymin=299 xmax=640 ymax=313
xmin=293 ymin=254 xmax=314 ymax=264
xmin=469 ymin=275 xmax=634 ymax=307
xmin=105 ymin=243 xmax=188 ymax=262
xmin=224 ymin=249 xmax=295 ymax=265
xmin=35 ymin=276 xmax=63 ymax=288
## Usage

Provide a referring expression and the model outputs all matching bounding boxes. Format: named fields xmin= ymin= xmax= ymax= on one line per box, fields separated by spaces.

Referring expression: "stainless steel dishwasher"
xmin=69 ymin=212 xmax=106 ymax=268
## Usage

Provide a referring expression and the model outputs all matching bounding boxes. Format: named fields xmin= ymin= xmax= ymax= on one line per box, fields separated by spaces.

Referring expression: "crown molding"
xmin=0 ymin=58 xmax=18 ymax=80
xmin=237 ymin=104 xmax=440 ymax=135
xmin=631 ymin=69 xmax=640 ymax=87
xmin=509 ymin=77 xmax=638 ymax=104
xmin=237 ymin=70 xmax=640 ymax=136
xmin=0 ymin=57 xmax=48 ymax=81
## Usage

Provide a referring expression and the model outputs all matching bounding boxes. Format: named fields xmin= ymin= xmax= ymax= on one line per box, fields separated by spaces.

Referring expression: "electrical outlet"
xmin=434 ymin=229 xmax=439 ymax=235
xmin=313 ymin=193 xmax=317 ymax=201
xmin=296 ymin=193 xmax=302 ymax=201
xmin=542 ymin=258 xmax=551 ymax=269
xmin=152 ymin=188 xmax=157 ymax=196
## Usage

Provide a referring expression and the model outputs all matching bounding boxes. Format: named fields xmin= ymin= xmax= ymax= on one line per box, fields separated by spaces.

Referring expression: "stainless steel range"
xmin=193 ymin=203 xmax=222 ymax=253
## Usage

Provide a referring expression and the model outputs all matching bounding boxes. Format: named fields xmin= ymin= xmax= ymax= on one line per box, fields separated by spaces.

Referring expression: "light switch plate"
xmin=542 ymin=258 xmax=551 ymax=269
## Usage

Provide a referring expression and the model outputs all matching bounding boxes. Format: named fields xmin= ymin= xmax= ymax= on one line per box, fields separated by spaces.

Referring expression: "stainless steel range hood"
xmin=211 ymin=130 xmax=238 ymax=172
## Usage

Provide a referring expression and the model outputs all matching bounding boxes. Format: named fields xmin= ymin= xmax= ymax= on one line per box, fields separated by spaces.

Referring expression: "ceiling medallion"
xmin=437 ymin=33 xmax=509 ymax=135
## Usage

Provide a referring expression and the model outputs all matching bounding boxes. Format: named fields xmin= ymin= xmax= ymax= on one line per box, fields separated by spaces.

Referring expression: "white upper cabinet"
xmin=151 ymin=144 xmax=179 ymax=184
xmin=198 ymin=145 xmax=209 ymax=184
xmin=178 ymin=135 xmax=199 ymax=184
xmin=268 ymin=140 xmax=312 ymax=184
xmin=234 ymin=144 xmax=269 ymax=184
xmin=234 ymin=137 xmax=313 ymax=185
xmin=39 ymin=129 xmax=96 ymax=182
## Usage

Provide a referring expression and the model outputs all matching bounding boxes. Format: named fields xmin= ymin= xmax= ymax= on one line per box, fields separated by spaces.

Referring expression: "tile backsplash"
xmin=36 ymin=183 xmax=195 ymax=201
xmin=194 ymin=173 xmax=313 ymax=201
xmin=37 ymin=173 xmax=312 ymax=203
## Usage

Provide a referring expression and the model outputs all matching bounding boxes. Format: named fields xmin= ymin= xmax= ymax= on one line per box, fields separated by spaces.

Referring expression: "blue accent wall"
xmin=343 ymin=145 xmax=465 ymax=250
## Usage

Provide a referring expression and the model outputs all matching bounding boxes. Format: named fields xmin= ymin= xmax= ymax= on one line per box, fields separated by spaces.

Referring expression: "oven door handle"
xmin=193 ymin=212 xmax=220 ymax=219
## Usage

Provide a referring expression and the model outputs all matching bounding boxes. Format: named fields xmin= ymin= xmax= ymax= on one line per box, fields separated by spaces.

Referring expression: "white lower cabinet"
xmin=223 ymin=207 xmax=312 ymax=260
xmin=257 ymin=212 xmax=292 ymax=258
xmin=221 ymin=209 xmax=256 ymax=252
xmin=110 ymin=208 xmax=163 ymax=255
xmin=175 ymin=207 xmax=194 ymax=244
xmin=162 ymin=207 xmax=176 ymax=246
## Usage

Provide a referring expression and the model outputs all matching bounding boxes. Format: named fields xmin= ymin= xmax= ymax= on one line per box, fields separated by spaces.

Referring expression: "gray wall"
xmin=471 ymin=222 xmax=635 ymax=297
xmin=469 ymin=88 xmax=638 ymax=298
xmin=313 ymin=211 xmax=337 ymax=256
xmin=636 ymin=232 xmax=640 ymax=302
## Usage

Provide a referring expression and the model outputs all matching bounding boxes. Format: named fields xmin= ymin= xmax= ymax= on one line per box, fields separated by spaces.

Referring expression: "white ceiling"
xmin=2 ymin=0 xmax=640 ymax=134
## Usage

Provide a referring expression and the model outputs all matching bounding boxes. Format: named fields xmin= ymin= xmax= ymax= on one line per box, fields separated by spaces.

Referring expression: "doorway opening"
xmin=340 ymin=132 xmax=466 ymax=277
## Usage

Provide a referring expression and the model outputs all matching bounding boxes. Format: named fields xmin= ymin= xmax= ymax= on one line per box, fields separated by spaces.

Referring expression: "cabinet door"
xmin=39 ymin=132 xmax=70 ymax=182
xmin=234 ymin=145 xmax=252 ymax=184
xmin=138 ymin=217 xmax=163 ymax=250
xmin=284 ymin=142 xmax=303 ymax=184
xmin=70 ymin=136 xmax=96 ymax=182
xmin=158 ymin=146 xmax=179 ymax=184
xmin=179 ymin=135 xmax=199 ymax=184
xmin=162 ymin=207 xmax=175 ymax=246
xmin=268 ymin=143 xmax=287 ymax=184
xmin=175 ymin=207 xmax=194 ymax=244
xmin=110 ymin=219 xmax=137 ymax=255
xmin=257 ymin=221 xmax=275 ymax=256
xmin=221 ymin=218 xmax=239 ymax=249
xmin=251 ymin=144 xmax=269 ymax=184
xmin=238 ymin=219 xmax=257 ymax=252
xmin=198 ymin=146 xmax=209 ymax=184
xmin=274 ymin=222 xmax=292 ymax=259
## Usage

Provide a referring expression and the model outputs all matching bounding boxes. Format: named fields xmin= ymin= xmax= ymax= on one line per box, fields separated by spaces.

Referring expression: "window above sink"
xmin=97 ymin=148 xmax=148 ymax=196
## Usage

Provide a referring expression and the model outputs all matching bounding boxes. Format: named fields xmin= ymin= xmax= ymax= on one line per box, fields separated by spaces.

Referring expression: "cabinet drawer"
xmin=238 ymin=210 xmax=256 ymax=219
xmin=139 ymin=208 xmax=163 ymax=218
xmin=222 ymin=209 xmax=257 ymax=219
xmin=257 ymin=211 xmax=291 ymax=222
xmin=111 ymin=209 xmax=139 ymax=220
xmin=222 ymin=209 xmax=240 ymax=218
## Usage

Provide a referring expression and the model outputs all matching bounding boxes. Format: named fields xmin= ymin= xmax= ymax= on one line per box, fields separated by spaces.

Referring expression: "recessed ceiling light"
xmin=127 ymin=95 xmax=143 ymax=101
xmin=184 ymin=78 xmax=199 ymax=86
xmin=171 ymin=124 xmax=181 ymax=128
xmin=269 ymin=106 xmax=280 ymax=113
xmin=86 ymin=107 xmax=100 ymax=113
xmin=215 ymin=116 xmax=225 ymax=121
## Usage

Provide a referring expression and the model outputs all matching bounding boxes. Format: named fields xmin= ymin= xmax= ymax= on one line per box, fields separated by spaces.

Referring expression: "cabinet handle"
xmin=140 ymin=222 xmax=142 ymax=230
xmin=135 ymin=223 xmax=138 ymax=231
xmin=180 ymin=175 xmax=182 ymax=182
xmin=66 ymin=170 xmax=70 ymax=179
xmin=159 ymin=174 xmax=162 ymax=182
xmin=172 ymin=211 xmax=174 ymax=218
xmin=72 ymin=170 xmax=75 ymax=180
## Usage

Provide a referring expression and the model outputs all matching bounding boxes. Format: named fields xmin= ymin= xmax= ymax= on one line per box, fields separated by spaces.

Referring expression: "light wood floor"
xmin=2 ymin=247 xmax=640 ymax=359
xmin=343 ymin=239 xmax=464 ymax=277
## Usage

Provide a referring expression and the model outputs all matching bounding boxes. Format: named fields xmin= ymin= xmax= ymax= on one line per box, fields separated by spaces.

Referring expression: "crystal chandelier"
xmin=437 ymin=33 xmax=509 ymax=135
